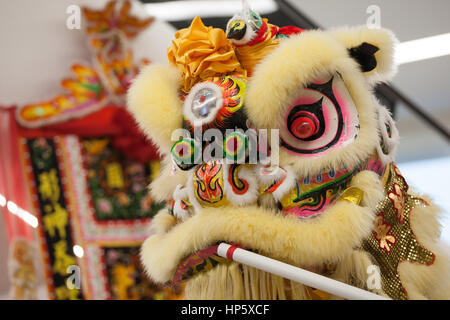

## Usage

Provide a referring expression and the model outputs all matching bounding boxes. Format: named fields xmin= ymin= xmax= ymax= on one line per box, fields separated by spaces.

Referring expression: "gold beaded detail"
xmin=362 ymin=163 xmax=435 ymax=300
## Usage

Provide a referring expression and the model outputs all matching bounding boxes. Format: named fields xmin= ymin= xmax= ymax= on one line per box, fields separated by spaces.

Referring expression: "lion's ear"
xmin=127 ymin=64 xmax=183 ymax=155
xmin=331 ymin=26 xmax=398 ymax=84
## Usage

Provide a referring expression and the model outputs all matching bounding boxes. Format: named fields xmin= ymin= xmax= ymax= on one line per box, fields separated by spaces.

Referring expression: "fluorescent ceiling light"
xmin=145 ymin=0 xmax=278 ymax=21
xmin=0 ymin=194 xmax=6 ymax=207
xmin=73 ymin=245 xmax=84 ymax=258
xmin=6 ymin=200 xmax=39 ymax=229
xmin=7 ymin=201 xmax=18 ymax=214
xmin=398 ymin=157 xmax=450 ymax=245
xmin=396 ymin=33 xmax=450 ymax=65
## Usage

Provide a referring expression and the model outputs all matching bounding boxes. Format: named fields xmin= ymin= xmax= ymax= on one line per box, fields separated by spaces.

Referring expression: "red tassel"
xmin=278 ymin=26 xmax=304 ymax=37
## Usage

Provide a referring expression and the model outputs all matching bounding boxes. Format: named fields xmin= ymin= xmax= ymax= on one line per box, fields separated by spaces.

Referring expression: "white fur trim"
xmin=140 ymin=199 xmax=378 ymax=283
xmin=256 ymin=165 xmax=286 ymax=184
xmin=329 ymin=26 xmax=398 ymax=85
xmin=226 ymin=14 xmax=258 ymax=46
xmin=256 ymin=165 xmax=297 ymax=202
xmin=271 ymin=167 xmax=296 ymax=201
xmin=222 ymin=164 xmax=259 ymax=206
xmin=172 ymin=184 xmax=191 ymax=221
xmin=127 ymin=64 xmax=183 ymax=155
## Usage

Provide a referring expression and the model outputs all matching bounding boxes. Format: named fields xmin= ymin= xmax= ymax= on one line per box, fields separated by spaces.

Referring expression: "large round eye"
xmin=280 ymin=74 xmax=360 ymax=157
xmin=183 ymin=82 xmax=223 ymax=127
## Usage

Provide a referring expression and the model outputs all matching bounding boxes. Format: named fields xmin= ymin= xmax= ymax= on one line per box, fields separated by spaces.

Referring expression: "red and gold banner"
xmin=19 ymin=133 xmax=182 ymax=300
xmin=4 ymin=0 xmax=184 ymax=300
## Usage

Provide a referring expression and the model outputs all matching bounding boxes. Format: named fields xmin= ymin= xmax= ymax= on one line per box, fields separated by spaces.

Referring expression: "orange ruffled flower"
xmin=168 ymin=16 xmax=246 ymax=92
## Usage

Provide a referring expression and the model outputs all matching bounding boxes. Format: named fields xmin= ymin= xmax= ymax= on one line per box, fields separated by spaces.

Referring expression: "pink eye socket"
xmin=280 ymin=74 xmax=360 ymax=157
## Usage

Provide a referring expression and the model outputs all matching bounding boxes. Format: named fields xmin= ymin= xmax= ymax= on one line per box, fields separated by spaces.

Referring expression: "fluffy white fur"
xmin=255 ymin=165 xmax=297 ymax=202
xmin=349 ymin=170 xmax=385 ymax=209
xmin=172 ymin=184 xmax=191 ymax=220
xmin=396 ymin=195 xmax=450 ymax=299
xmin=331 ymin=191 xmax=450 ymax=300
xmin=131 ymin=24 xmax=449 ymax=299
xmin=149 ymin=155 xmax=188 ymax=202
xmin=141 ymin=170 xmax=383 ymax=284
xmin=185 ymin=262 xmax=314 ymax=300
xmin=147 ymin=208 xmax=177 ymax=236
xmin=331 ymin=249 xmax=390 ymax=298
xmin=329 ymin=26 xmax=398 ymax=85
xmin=127 ymin=64 xmax=183 ymax=155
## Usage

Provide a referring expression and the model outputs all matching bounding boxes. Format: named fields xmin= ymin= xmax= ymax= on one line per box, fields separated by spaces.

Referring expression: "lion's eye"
xmin=280 ymin=73 xmax=360 ymax=157
xmin=288 ymin=106 xmax=322 ymax=140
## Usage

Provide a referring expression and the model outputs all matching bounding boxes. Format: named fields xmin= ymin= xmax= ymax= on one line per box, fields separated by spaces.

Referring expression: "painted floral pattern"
xmin=373 ymin=213 xmax=397 ymax=252
xmin=388 ymin=183 xmax=405 ymax=224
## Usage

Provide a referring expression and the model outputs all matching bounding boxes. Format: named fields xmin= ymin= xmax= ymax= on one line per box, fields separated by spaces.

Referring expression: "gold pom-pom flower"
xmin=168 ymin=16 xmax=246 ymax=92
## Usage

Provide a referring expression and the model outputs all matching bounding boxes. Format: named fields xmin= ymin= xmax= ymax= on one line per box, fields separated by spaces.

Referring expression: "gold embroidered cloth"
xmin=362 ymin=163 xmax=435 ymax=300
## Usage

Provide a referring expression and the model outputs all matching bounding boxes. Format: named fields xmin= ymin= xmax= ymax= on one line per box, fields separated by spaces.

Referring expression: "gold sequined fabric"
xmin=362 ymin=163 xmax=435 ymax=300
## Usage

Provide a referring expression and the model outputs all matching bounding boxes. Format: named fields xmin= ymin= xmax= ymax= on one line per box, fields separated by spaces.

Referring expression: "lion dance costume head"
xmin=127 ymin=8 xmax=450 ymax=300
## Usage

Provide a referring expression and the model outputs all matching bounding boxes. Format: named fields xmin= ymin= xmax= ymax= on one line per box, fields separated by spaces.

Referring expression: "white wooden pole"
xmin=217 ymin=243 xmax=390 ymax=300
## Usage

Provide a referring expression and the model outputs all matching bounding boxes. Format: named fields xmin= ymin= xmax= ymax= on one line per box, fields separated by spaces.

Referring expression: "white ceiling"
xmin=0 ymin=0 xmax=177 ymax=107
xmin=287 ymin=0 xmax=450 ymax=42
